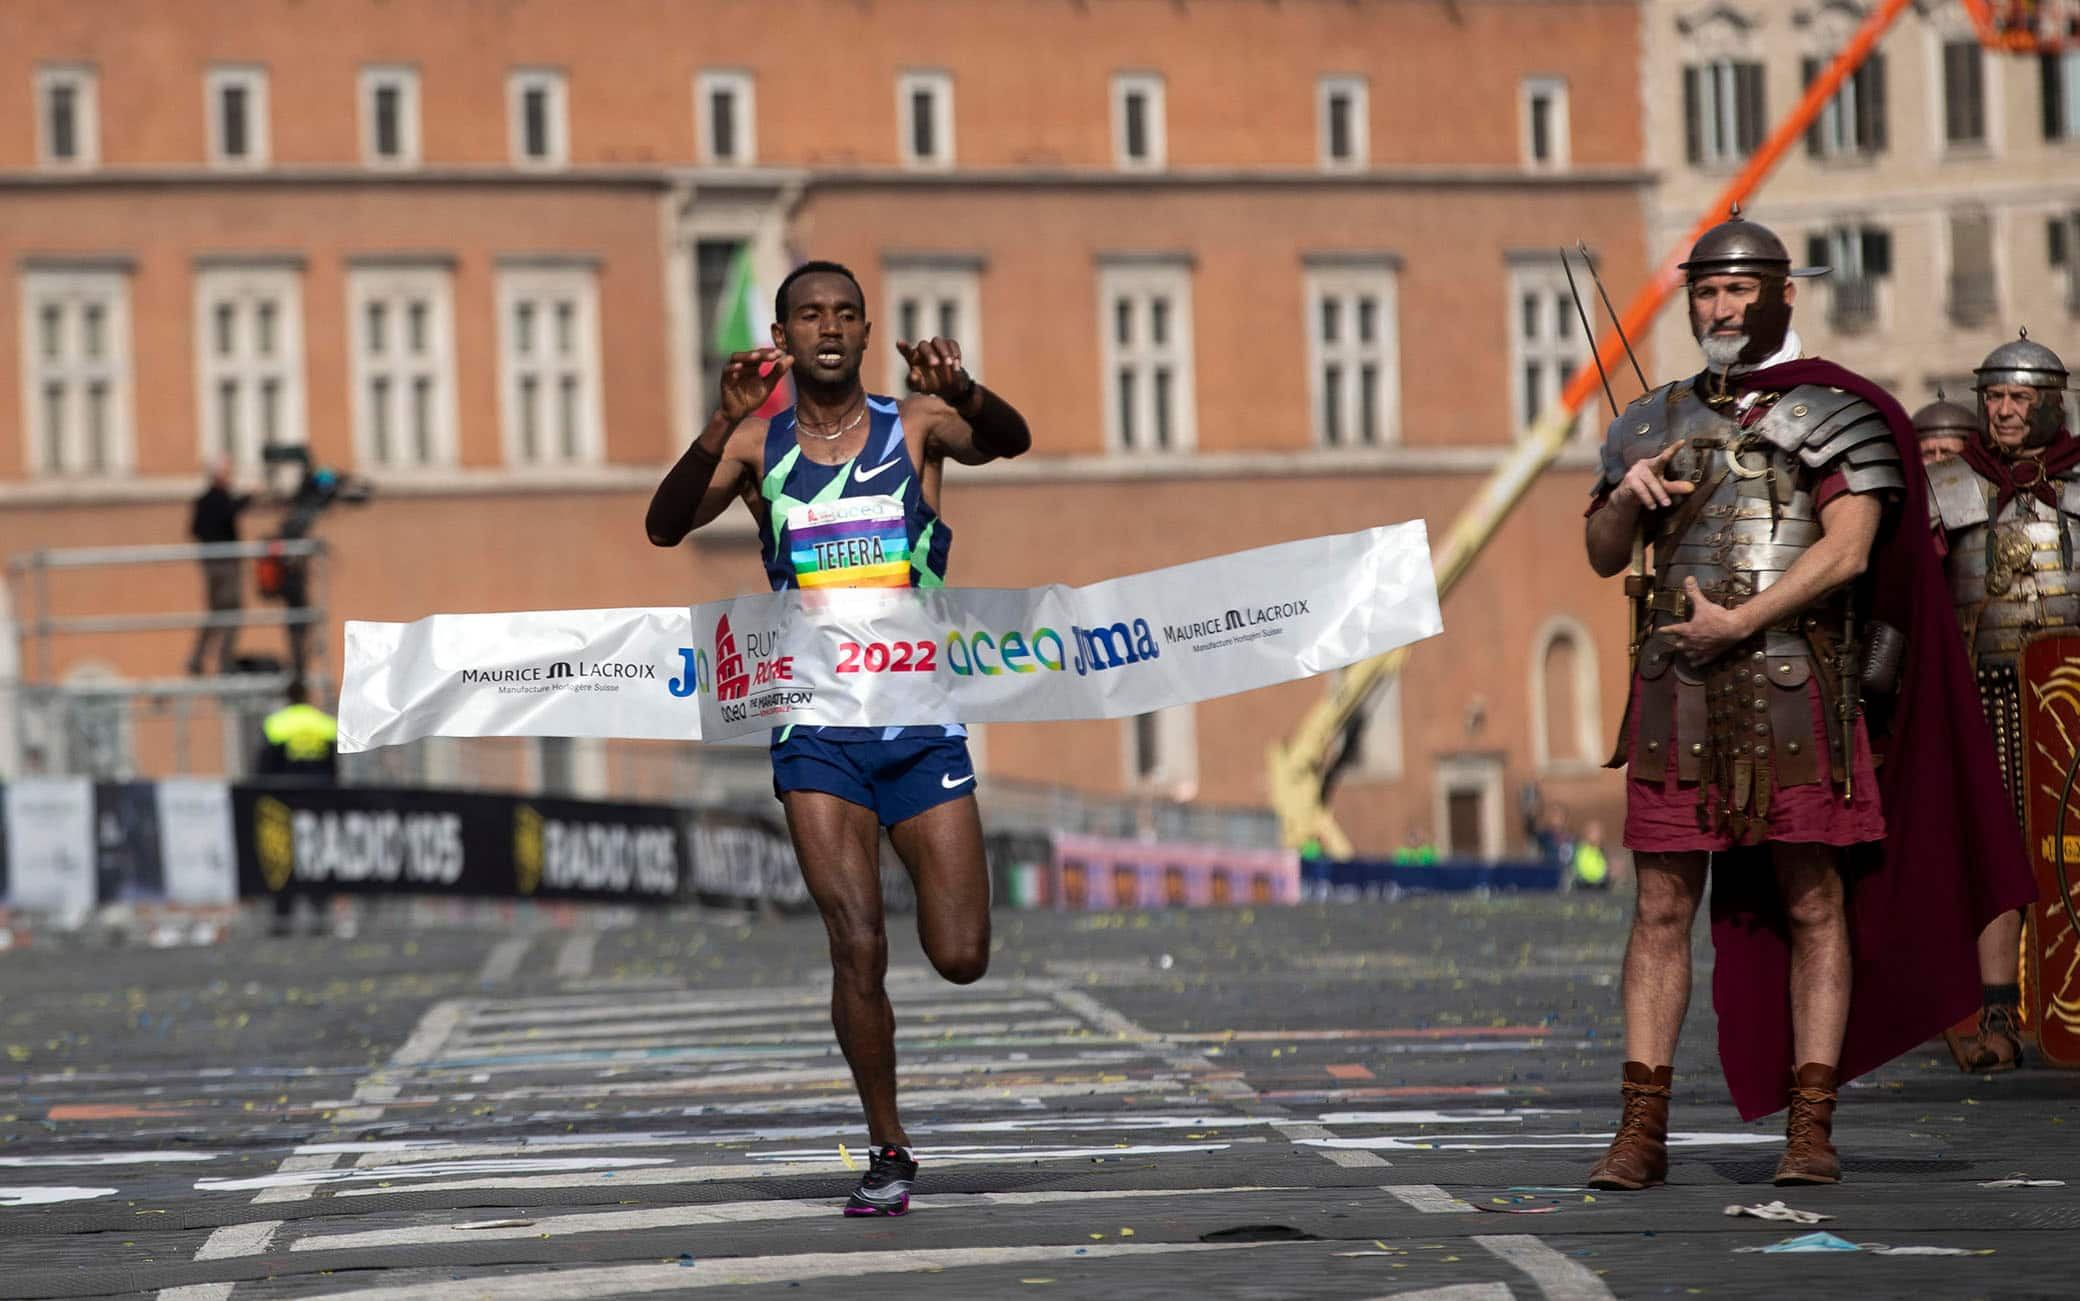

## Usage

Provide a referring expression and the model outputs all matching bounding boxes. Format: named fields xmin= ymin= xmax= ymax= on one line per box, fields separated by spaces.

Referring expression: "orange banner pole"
xmin=1554 ymin=0 xmax=1917 ymax=420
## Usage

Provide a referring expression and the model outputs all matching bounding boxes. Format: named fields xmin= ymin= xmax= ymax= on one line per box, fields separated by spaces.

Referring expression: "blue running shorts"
xmin=771 ymin=732 xmax=978 ymax=827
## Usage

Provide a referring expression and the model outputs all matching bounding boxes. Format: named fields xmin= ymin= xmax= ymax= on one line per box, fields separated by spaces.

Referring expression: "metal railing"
xmin=6 ymin=538 xmax=331 ymax=780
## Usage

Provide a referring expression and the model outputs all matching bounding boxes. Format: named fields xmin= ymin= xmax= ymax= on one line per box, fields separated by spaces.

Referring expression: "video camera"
xmin=263 ymin=444 xmax=374 ymax=515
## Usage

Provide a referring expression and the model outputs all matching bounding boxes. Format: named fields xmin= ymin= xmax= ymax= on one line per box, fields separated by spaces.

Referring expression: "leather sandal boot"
xmin=1944 ymin=1003 xmax=2023 ymax=1073
xmin=1587 ymin=1062 xmax=1672 ymax=1190
xmin=1773 ymin=1063 xmax=1841 ymax=1186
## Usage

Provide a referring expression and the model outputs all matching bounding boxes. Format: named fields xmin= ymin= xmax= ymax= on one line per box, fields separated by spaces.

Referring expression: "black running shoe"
xmin=843 ymin=1143 xmax=917 ymax=1217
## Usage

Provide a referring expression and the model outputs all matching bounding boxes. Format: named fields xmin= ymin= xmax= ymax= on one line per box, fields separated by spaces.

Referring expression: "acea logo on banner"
xmin=841 ymin=617 xmax=1163 ymax=679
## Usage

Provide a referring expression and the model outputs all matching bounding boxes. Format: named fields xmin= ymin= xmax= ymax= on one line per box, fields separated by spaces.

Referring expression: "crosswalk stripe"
xmin=444 ymin=1018 xmax=1087 ymax=1056
xmin=289 ymin=1185 xmax=1298 ymax=1252
xmin=296 ymin=1240 xmax=1283 ymax=1299
xmin=454 ymin=1000 xmax=1059 ymax=1041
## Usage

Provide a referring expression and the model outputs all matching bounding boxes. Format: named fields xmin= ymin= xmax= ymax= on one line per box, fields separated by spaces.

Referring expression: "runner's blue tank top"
xmin=756 ymin=395 xmax=961 ymax=742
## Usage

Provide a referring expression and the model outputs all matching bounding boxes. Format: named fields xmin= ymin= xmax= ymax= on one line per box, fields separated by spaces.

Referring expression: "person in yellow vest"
xmin=1572 ymin=818 xmax=1611 ymax=891
xmin=253 ymin=681 xmax=340 ymax=935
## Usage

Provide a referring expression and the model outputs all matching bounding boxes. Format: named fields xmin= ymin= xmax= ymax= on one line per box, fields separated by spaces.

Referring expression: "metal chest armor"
xmin=1595 ymin=379 xmax=1903 ymax=834
xmin=1926 ymin=454 xmax=2080 ymax=814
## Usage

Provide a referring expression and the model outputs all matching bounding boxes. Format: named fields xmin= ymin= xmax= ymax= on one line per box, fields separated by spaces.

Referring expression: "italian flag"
xmin=716 ymin=244 xmax=792 ymax=418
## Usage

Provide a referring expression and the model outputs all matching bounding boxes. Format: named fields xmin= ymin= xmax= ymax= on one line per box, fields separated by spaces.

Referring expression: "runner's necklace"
xmin=798 ymin=401 xmax=866 ymax=441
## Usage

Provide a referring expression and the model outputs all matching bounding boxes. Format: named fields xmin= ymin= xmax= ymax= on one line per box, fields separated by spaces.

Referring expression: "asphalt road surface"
xmin=1 ymin=894 xmax=2074 ymax=1299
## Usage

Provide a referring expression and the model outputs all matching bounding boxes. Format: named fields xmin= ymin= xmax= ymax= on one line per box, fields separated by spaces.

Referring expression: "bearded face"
xmin=1689 ymin=273 xmax=1795 ymax=369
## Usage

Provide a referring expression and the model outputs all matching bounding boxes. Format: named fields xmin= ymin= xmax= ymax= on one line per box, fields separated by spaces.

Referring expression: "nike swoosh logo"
xmin=941 ymin=773 xmax=976 ymax=789
xmin=853 ymin=459 xmax=899 ymax=484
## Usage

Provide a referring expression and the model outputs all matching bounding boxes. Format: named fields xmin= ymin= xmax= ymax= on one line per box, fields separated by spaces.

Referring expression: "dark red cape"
xmin=1705 ymin=360 xmax=2040 ymax=1120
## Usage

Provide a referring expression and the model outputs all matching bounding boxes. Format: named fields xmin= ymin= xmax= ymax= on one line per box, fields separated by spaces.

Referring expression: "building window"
xmin=195 ymin=265 xmax=303 ymax=470
xmin=1947 ymin=207 xmax=1998 ymax=328
xmin=1803 ymin=53 xmax=1887 ymax=159
xmin=1522 ymin=76 xmax=1570 ymax=168
xmin=1942 ymin=40 xmax=1987 ymax=146
xmin=21 ymin=267 xmax=130 ymax=477
xmin=1098 ymin=259 xmax=1195 ymax=453
xmin=1124 ymin=705 xmax=1196 ymax=792
xmin=206 ymin=66 xmax=269 ymax=168
xmin=2044 ymin=51 xmax=2080 ymax=141
xmin=1304 ymin=261 xmax=1398 ymax=447
xmin=898 ymin=70 xmax=953 ymax=168
xmin=508 ymin=68 xmax=567 ymax=167
xmin=35 ymin=65 xmax=98 ymax=168
xmin=883 ymin=260 xmax=981 ymax=391
xmin=1506 ymin=263 xmax=1591 ymax=438
xmin=346 ymin=264 xmax=456 ymax=469
xmin=1318 ymin=76 xmax=1368 ymax=169
xmin=1682 ymin=60 xmax=1764 ymax=165
xmin=360 ymin=65 xmax=420 ymax=167
xmin=2047 ymin=210 xmax=2080 ymax=315
xmin=1806 ymin=226 xmax=1893 ymax=335
xmin=1112 ymin=72 xmax=1166 ymax=169
xmin=497 ymin=264 xmax=603 ymax=467
xmin=696 ymin=70 xmax=755 ymax=164
xmin=1530 ymin=617 xmax=1601 ymax=770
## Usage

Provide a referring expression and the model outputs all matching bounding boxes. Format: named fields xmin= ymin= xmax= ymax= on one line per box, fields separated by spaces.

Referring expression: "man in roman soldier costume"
xmin=1926 ymin=332 xmax=2074 ymax=1071
xmin=1912 ymin=390 xmax=1975 ymax=467
xmin=1582 ymin=212 xmax=2036 ymax=1190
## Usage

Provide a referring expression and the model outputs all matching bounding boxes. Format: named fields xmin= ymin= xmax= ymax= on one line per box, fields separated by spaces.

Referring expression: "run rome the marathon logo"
xmin=706 ymin=614 xmax=815 ymax=723
xmin=458 ymin=657 xmax=661 ymax=695
xmin=1162 ymin=598 xmax=1312 ymax=652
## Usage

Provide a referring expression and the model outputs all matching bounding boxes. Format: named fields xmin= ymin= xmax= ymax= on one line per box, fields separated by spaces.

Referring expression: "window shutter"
xmin=2046 ymin=54 xmax=2066 ymax=141
xmin=1862 ymin=228 xmax=1893 ymax=279
xmin=1803 ymin=58 xmax=1824 ymax=155
xmin=1738 ymin=63 xmax=1766 ymax=155
xmin=1860 ymin=53 xmax=1888 ymax=152
xmin=1683 ymin=66 xmax=1702 ymax=164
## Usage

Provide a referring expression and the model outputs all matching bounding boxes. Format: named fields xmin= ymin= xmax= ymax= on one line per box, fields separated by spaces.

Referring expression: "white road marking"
xmin=476 ymin=937 xmax=532 ymax=985
xmin=552 ymin=932 xmax=597 ymax=981
xmin=195 ymin=1221 xmax=279 ymax=1259
xmin=0 ymin=1185 xmax=119 ymax=1206
xmin=454 ymin=1000 xmax=1058 ymax=1042
xmin=443 ymin=1018 xmax=1085 ymax=1056
xmin=0 ymin=1151 xmax=223 ymax=1166
xmin=1272 ymin=1122 xmax=1389 ymax=1168
xmin=296 ymin=1241 xmax=1281 ymax=1298
xmin=199 ymin=1156 xmax=676 ymax=1192
xmin=1476 ymin=1233 xmax=1617 ymax=1300
xmin=1359 ymin=1285 xmax=1514 ymax=1300
xmin=1381 ymin=1183 xmax=1478 ymax=1214
xmin=290 ymin=1185 xmax=1297 ymax=1251
xmin=1302 ymin=1131 xmax=1779 ymax=1151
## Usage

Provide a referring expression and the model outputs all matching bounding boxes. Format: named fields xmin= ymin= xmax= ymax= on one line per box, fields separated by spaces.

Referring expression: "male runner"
xmin=645 ymin=260 xmax=1031 ymax=1215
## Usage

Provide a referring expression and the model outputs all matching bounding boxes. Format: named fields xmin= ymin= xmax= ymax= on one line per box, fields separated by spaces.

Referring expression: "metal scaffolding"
xmin=5 ymin=538 xmax=330 ymax=779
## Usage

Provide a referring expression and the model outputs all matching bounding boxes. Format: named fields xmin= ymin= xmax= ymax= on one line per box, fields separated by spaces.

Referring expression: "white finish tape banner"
xmin=339 ymin=522 xmax=1442 ymax=752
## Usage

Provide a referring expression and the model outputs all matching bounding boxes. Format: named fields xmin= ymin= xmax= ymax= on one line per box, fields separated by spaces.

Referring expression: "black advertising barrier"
xmin=232 ymin=784 xmax=682 ymax=904
xmin=681 ymin=808 xmax=917 ymax=915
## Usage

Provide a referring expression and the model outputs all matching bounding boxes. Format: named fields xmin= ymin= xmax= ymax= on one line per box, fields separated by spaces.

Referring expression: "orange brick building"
xmin=0 ymin=0 xmax=1651 ymax=858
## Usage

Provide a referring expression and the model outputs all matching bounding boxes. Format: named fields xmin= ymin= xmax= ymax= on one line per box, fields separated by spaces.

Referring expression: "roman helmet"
xmin=1973 ymin=330 xmax=2070 ymax=449
xmin=1677 ymin=207 xmax=1828 ymax=367
xmin=1911 ymin=389 xmax=1977 ymax=445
